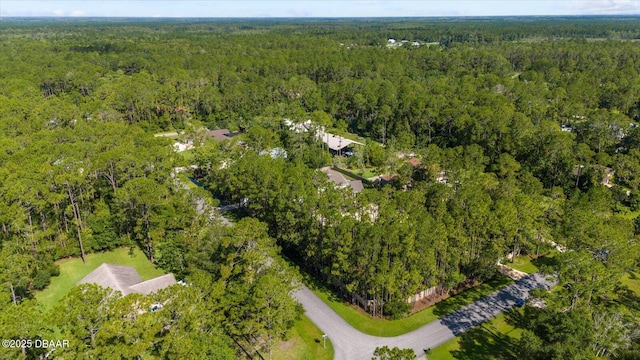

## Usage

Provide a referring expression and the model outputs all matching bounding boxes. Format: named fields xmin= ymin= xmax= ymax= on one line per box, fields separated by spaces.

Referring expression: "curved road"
xmin=294 ymin=273 xmax=553 ymax=360
xmin=176 ymin=167 xmax=553 ymax=358
xmin=175 ymin=170 xmax=552 ymax=360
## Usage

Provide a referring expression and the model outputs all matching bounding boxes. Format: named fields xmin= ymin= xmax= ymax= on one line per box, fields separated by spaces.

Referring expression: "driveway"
xmin=294 ymin=273 xmax=553 ymax=360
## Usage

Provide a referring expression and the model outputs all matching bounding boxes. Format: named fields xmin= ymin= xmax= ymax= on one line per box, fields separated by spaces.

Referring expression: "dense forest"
xmin=1 ymin=17 xmax=640 ymax=359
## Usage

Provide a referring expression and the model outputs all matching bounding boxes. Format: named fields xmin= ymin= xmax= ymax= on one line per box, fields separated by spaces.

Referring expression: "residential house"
xmin=77 ymin=263 xmax=176 ymax=296
xmin=206 ymin=129 xmax=240 ymax=142
xmin=320 ymin=167 xmax=364 ymax=193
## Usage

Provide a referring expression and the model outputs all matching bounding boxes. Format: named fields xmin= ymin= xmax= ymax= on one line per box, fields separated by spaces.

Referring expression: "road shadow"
xmin=432 ymin=276 xmax=512 ymax=318
xmin=438 ymin=274 xmax=549 ymax=336
xmin=221 ymin=207 xmax=248 ymax=223
xmin=502 ymin=307 xmax=527 ymax=329
xmin=449 ymin=325 xmax=518 ymax=360
xmin=187 ymin=176 xmax=202 ymax=187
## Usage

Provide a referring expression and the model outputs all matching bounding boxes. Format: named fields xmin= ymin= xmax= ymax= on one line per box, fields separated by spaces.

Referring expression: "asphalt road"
xmin=175 ymin=166 xmax=553 ymax=358
xmin=293 ymin=273 xmax=553 ymax=360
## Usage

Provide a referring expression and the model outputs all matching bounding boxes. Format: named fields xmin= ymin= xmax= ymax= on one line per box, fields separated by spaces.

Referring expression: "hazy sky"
xmin=2 ymin=0 xmax=640 ymax=18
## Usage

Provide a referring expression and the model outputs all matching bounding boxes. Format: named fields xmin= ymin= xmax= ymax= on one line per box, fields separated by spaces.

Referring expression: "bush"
xmin=48 ymin=264 xmax=60 ymax=277
xmin=383 ymin=299 xmax=411 ymax=319
xmin=32 ymin=271 xmax=51 ymax=290
xmin=31 ymin=263 xmax=60 ymax=290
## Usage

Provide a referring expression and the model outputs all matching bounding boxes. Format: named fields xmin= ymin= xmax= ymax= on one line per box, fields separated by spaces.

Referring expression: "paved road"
xmin=294 ymin=273 xmax=553 ymax=360
xmin=173 ymin=167 xmax=554 ymax=358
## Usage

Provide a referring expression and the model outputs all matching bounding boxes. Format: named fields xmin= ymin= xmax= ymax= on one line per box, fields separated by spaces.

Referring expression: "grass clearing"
xmin=178 ymin=173 xmax=198 ymax=189
xmin=428 ymin=312 xmax=522 ymax=360
xmin=272 ymin=315 xmax=334 ymax=360
xmin=36 ymin=247 xmax=165 ymax=308
xmin=179 ymin=148 xmax=195 ymax=162
xmin=327 ymin=128 xmax=367 ymax=143
xmin=618 ymin=210 xmax=640 ymax=220
xmin=530 ymin=251 xmax=559 ymax=273
xmin=153 ymin=131 xmax=180 ymax=139
xmin=620 ymin=272 xmax=640 ymax=296
xmin=507 ymin=256 xmax=539 ymax=274
xmin=292 ymin=261 xmax=513 ymax=337
xmin=334 ymin=165 xmax=378 ymax=181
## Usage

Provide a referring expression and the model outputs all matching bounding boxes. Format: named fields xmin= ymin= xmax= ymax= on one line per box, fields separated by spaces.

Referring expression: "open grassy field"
xmin=507 ymin=256 xmax=539 ymax=274
xmin=272 ymin=315 xmax=334 ymax=360
xmin=36 ymin=247 xmax=166 ymax=308
xmin=295 ymin=263 xmax=513 ymax=337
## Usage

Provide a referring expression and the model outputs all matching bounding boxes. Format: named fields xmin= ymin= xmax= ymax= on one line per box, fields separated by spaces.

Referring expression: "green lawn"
xmin=273 ymin=315 xmax=334 ymax=360
xmin=347 ymin=168 xmax=377 ymax=179
xmin=428 ymin=312 xmax=522 ymax=360
xmin=618 ymin=210 xmax=640 ymax=220
xmin=361 ymin=170 xmax=377 ymax=179
xmin=530 ymin=251 xmax=559 ymax=274
xmin=178 ymin=173 xmax=198 ymax=189
xmin=334 ymin=166 xmax=378 ymax=181
xmin=296 ymin=264 xmax=513 ymax=337
xmin=507 ymin=256 xmax=539 ymax=274
xmin=36 ymin=247 xmax=166 ymax=308
xmin=153 ymin=131 xmax=180 ymax=139
xmin=327 ymin=128 xmax=367 ymax=143
xmin=620 ymin=272 xmax=640 ymax=296
xmin=179 ymin=148 xmax=195 ymax=162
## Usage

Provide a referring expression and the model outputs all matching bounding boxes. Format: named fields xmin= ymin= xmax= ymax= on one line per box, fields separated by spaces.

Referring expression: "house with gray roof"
xmin=206 ymin=129 xmax=240 ymax=142
xmin=318 ymin=130 xmax=364 ymax=154
xmin=77 ymin=263 xmax=176 ymax=296
xmin=320 ymin=167 xmax=364 ymax=194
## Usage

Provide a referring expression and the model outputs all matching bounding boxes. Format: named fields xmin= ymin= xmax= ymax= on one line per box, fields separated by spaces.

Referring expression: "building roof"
xmin=259 ymin=147 xmax=288 ymax=159
xmin=283 ymin=119 xmax=312 ymax=133
xmin=318 ymin=131 xmax=364 ymax=151
xmin=320 ymin=167 xmax=364 ymax=193
xmin=407 ymin=157 xmax=422 ymax=167
xmin=206 ymin=129 xmax=239 ymax=142
xmin=77 ymin=263 xmax=176 ymax=296
xmin=348 ymin=180 xmax=364 ymax=193
xmin=127 ymin=274 xmax=177 ymax=295
xmin=321 ymin=167 xmax=349 ymax=185
xmin=379 ymin=174 xmax=397 ymax=182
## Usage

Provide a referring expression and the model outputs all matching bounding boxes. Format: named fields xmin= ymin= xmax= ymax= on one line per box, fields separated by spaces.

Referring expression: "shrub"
xmin=383 ymin=299 xmax=411 ymax=319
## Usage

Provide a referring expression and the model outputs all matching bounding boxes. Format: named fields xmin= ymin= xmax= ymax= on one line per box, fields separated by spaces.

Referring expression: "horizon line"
xmin=2 ymin=14 xmax=640 ymax=19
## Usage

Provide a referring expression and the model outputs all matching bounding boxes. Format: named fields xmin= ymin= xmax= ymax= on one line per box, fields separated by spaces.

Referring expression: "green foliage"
xmin=271 ymin=315 xmax=334 ymax=360
xmin=372 ymin=346 xmax=417 ymax=360
xmin=2 ymin=17 xmax=640 ymax=358
xmin=0 ymin=300 xmax=50 ymax=360
xmin=48 ymin=283 xmax=236 ymax=359
xmin=365 ymin=142 xmax=387 ymax=167
xmin=383 ymin=300 xmax=412 ymax=320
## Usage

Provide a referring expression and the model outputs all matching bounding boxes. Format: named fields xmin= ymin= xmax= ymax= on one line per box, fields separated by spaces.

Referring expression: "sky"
xmin=1 ymin=0 xmax=640 ymax=18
